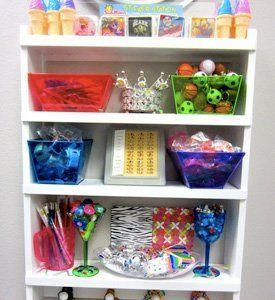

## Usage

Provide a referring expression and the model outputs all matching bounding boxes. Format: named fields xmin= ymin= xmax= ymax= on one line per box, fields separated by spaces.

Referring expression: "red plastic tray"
xmin=29 ymin=73 xmax=114 ymax=112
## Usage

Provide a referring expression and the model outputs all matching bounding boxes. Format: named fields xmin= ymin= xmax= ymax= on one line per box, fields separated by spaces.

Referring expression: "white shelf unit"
xmin=21 ymin=24 xmax=257 ymax=300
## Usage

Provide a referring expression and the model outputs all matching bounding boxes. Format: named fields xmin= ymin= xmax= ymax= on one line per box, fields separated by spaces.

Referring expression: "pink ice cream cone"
xmin=234 ymin=0 xmax=251 ymax=39
xmin=29 ymin=0 xmax=46 ymax=35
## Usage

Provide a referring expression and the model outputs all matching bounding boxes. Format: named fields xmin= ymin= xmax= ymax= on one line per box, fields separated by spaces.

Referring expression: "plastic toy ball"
xmin=209 ymin=75 xmax=224 ymax=89
xmin=224 ymin=73 xmax=240 ymax=89
xmin=177 ymin=63 xmax=194 ymax=76
xmin=199 ymin=59 xmax=216 ymax=75
xmin=193 ymin=72 xmax=208 ymax=88
xmin=203 ymin=84 xmax=210 ymax=95
xmin=179 ymin=101 xmax=194 ymax=114
xmin=207 ymin=89 xmax=222 ymax=105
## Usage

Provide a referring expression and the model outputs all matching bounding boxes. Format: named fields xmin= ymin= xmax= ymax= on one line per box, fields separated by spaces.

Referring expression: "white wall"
xmin=0 ymin=1 xmax=274 ymax=299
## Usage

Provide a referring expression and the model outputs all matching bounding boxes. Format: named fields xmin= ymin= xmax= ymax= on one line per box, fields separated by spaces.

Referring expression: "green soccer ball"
xmin=224 ymin=73 xmax=240 ymax=89
xmin=209 ymin=75 xmax=224 ymax=89
xmin=203 ymin=84 xmax=210 ymax=95
xmin=193 ymin=72 xmax=208 ymax=88
xmin=175 ymin=91 xmax=184 ymax=106
xmin=194 ymin=92 xmax=207 ymax=111
xmin=207 ymin=88 xmax=222 ymax=105
xmin=179 ymin=101 xmax=194 ymax=114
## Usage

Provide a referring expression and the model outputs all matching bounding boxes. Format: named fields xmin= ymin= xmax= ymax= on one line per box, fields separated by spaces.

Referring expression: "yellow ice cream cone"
xmin=43 ymin=14 xmax=48 ymax=35
xmin=60 ymin=7 xmax=76 ymax=35
xmin=234 ymin=13 xmax=251 ymax=39
xmin=47 ymin=10 xmax=60 ymax=35
xmin=29 ymin=9 xmax=45 ymax=35
xmin=216 ymin=14 xmax=233 ymax=38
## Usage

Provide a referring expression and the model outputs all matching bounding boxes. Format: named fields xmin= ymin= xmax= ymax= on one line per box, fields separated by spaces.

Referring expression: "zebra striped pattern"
xmin=111 ymin=206 xmax=153 ymax=246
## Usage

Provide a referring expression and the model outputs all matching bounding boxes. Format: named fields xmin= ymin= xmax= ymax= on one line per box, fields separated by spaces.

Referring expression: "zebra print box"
xmin=111 ymin=206 xmax=194 ymax=250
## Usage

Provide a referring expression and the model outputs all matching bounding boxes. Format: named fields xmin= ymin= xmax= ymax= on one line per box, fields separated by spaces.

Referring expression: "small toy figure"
xmin=191 ymin=291 xmax=210 ymax=300
xmin=128 ymin=17 xmax=153 ymax=37
xmin=104 ymin=289 xmax=119 ymax=300
xmin=101 ymin=16 xmax=125 ymax=36
xmin=58 ymin=287 xmax=75 ymax=300
xmin=158 ymin=14 xmax=185 ymax=37
xmin=144 ymin=290 xmax=165 ymax=300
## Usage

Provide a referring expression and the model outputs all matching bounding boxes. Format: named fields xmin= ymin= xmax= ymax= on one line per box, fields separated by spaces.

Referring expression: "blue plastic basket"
xmin=28 ymin=139 xmax=93 ymax=184
xmin=169 ymin=151 xmax=245 ymax=189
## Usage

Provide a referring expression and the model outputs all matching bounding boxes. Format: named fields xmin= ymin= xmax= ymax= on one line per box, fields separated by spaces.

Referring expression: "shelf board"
xmin=22 ymin=112 xmax=252 ymax=126
xmin=20 ymin=26 xmax=257 ymax=62
xmin=23 ymin=179 xmax=247 ymax=200
xmin=26 ymin=261 xmax=240 ymax=292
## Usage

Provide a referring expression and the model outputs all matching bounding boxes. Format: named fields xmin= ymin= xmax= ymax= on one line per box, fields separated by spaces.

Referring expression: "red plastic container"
xmin=29 ymin=73 xmax=114 ymax=112
xmin=33 ymin=223 xmax=75 ymax=271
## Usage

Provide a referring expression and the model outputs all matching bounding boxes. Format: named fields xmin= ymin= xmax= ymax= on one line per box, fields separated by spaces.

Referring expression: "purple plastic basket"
xmin=169 ymin=151 xmax=245 ymax=189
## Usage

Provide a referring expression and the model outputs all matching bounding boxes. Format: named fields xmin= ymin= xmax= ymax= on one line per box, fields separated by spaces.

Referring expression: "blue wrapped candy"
xmin=28 ymin=139 xmax=93 ymax=185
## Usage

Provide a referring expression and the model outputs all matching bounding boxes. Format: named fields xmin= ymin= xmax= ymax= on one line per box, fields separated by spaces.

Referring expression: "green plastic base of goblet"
xmin=72 ymin=265 xmax=99 ymax=277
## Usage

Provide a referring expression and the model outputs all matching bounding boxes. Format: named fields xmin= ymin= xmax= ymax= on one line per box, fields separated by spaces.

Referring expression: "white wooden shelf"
xmin=23 ymin=180 xmax=247 ymax=200
xmin=20 ymin=26 xmax=256 ymax=52
xmin=22 ymin=112 xmax=252 ymax=126
xmin=26 ymin=261 xmax=240 ymax=292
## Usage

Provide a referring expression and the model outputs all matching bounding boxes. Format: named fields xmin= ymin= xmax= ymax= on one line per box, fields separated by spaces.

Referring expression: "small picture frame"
xmin=100 ymin=16 xmax=126 ymax=36
xmin=190 ymin=17 xmax=216 ymax=38
xmin=158 ymin=14 xmax=185 ymax=37
xmin=128 ymin=16 xmax=153 ymax=37
xmin=75 ymin=15 xmax=98 ymax=36
xmin=104 ymin=128 xmax=166 ymax=185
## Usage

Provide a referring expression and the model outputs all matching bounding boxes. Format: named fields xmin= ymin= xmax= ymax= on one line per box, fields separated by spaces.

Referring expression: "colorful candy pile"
xmin=172 ymin=59 xmax=242 ymax=114
xmin=96 ymin=243 xmax=196 ymax=279
xmin=115 ymin=70 xmax=169 ymax=113
xmin=168 ymin=131 xmax=241 ymax=153
xmin=194 ymin=205 xmax=226 ymax=244
xmin=29 ymin=73 xmax=113 ymax=112
xmin=70 ymin=199 xmax=106 ymax=241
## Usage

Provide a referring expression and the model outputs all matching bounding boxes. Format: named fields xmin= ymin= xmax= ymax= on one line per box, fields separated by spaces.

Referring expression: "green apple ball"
xmin=175 ymin=91 xmax=184 ymax=105
xmin=194 ymin=92 xmax=207 ymax=111
xmin=224 ymin=73 xmax=240 ymax=89
xmin=203 ymin=84 xmax=210 ymax=95
xmin=207 ymin=89 xmax=222 ymax=105
xmin=193 ymin=72 xmax=208 ymax=88
xmin=209 ymin=75 xmax=224 ymax=89
xmin=179 ymin=101 xmax=194 ymax=114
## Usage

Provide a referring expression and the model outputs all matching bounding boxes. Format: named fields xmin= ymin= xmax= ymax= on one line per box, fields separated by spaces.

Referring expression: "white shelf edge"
xmin=25 ymin=262 xmax=241 ymax=292
xmin=21 ymin=112 xmax=252 ymax=126
xmin=20 ymin=25 xmax=257 ymax=51
xmin=23 ymin=180 xmax=247 ymax=200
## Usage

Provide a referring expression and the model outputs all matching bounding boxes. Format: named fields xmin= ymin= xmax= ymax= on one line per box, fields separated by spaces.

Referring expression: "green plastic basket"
xmin=171 ymin=75 xmax=243 ymax=115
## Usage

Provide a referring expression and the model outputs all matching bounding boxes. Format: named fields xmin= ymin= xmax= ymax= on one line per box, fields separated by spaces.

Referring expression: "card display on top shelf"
xmin=104 ymin=128 xmax=165 ymax=185
xmin=100 ymin=16 xmax=126 ymax=36
xmin=75 ymin=16 xmax=98 ymax=36
xmin=190 ymin=17 xmax=216 ymax=38
xmin=158 ymin=14 xmax=185 ymax=37
xmin=128 ymin=17 xmax=153 ymax=37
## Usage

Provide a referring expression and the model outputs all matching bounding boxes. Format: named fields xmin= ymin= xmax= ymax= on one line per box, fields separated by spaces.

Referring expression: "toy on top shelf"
xmin=60 ymin=0 xmax=76 ymax=35
xmin=47 ymin=0 xmax=61 ymax=35
xmin=167 ymin=131 xmax=245 ymax=189
xmin=28 ymin=0 xmax=47 ymax=35
xmin=190 ymin=17 xmax=216 ymax=39
xmin=69 ymin=198 xmax=106 ymax=277
xmin=75 ymin=15 xmax=98 ymax=36
xmin=191 ymin=291 xmax=210 ymax=300
xmin=115 ymin=70 xmax=169 ymax=113
xmin=144 ymin=290 xmax=165 ymax=300
xmin=171 ymin=59 xmax=243 ymax=115
xmin=193 ymin=204 xmax=226 ymax=278
xmin=234 ymin=0 xmax=252 ymax=39
xmin=216 ymin=0 xmax=233 ymax=38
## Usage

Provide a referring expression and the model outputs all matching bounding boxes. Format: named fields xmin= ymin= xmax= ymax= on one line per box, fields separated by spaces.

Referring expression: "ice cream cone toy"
xmin=29 ymin=0 xmax=46 ymax=35
xmin=69 ymin=198 xmax=106 ymax=277
xmin=234 ymin=0 xmax=251 ymax=39
xmin=47 ymin=0 xmax=61 ymax=35
xmin=104 ymin=289 xmax=120 ymax=300
xmin=216 ymin=0 xmax=233 ymax=38
xmin=60 ymin=0 xmax=76 ymax=35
